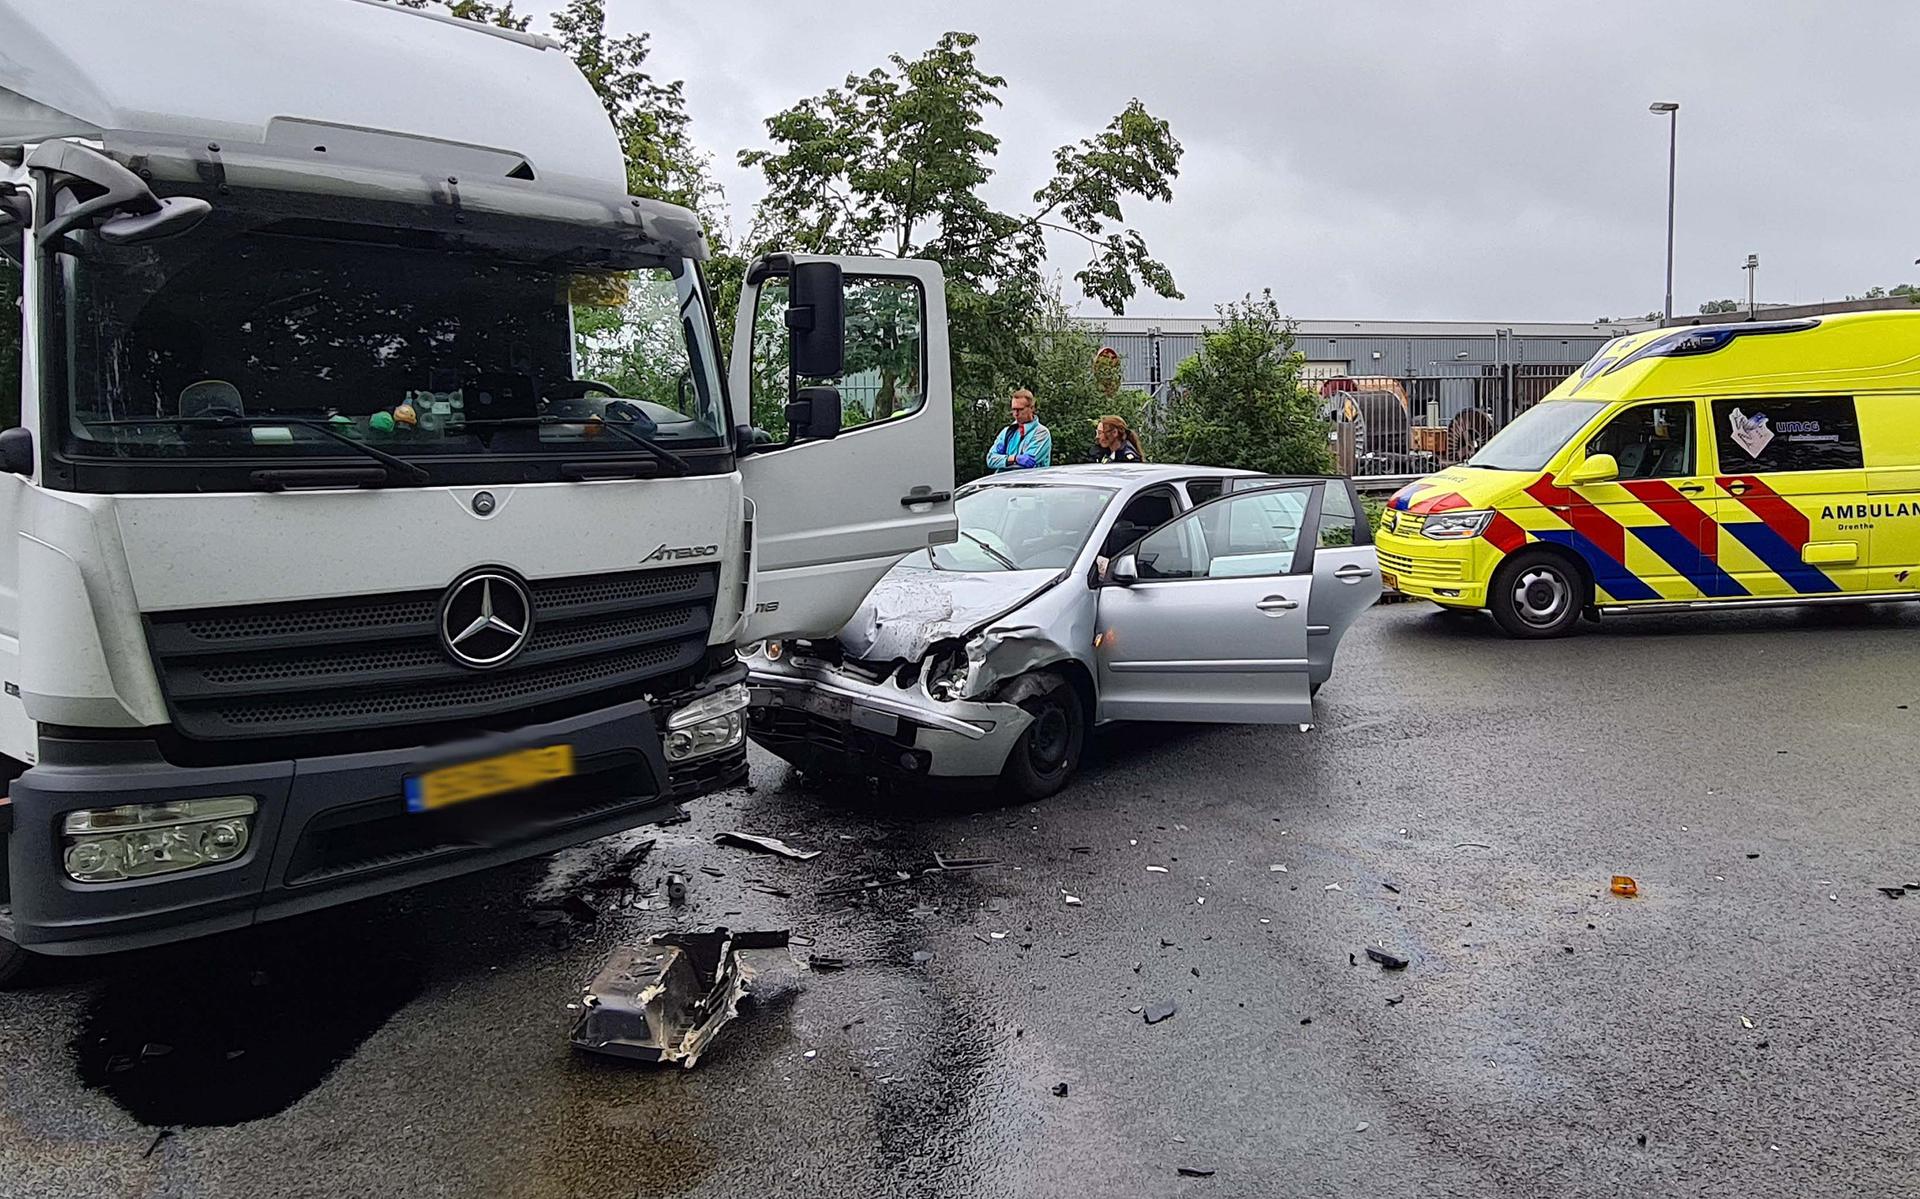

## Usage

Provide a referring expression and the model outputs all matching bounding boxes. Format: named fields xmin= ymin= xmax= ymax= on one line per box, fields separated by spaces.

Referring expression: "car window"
xmin=750 ymin=275 xmax=926 ymax=441
xmin=1184 ymin=478 xmax=1223 ymax=505
xmin=1710 ymin=397 xmax=1862 ymax=473
xmin=1586 ymin=403 xmax=1694 ymax=479
xmin=1132 ymin=487 xmax=1314 ymax=580
xmin=1318 ymin=483 xmax=1363 ymax=547
xmin=1101 ymin=487 xmax=1177 ymax=558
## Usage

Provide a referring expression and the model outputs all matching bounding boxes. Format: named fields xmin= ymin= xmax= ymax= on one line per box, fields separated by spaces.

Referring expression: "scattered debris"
xmin=1365 ymin=947 xmax=1410 ymax=970
xmin=715 ymin=831 xmax=821 ymax=861
xmin=699 ymin=866 xmax=725 ymax=878
xmin=1324 ymin=883 xmax=1343 ymax=892
xmin=1755 ymin=1040 xmax=1770 ymax=1050
xmin=1385 ymin=995 xmax=1404 ymax=1007
xmin=1143 ymin=1000 xmax=1178 ymax=1025
xmin=1354 ymin=1122 xmax=1370 ymax=1133
xmin=803 ymin=1049 xmax=817 ymax=1061
xmin=1740 ymin=1015 xmax=1754 ymax=1029
xmin=911 ymin=950 xmax=935 ymax=965
xmin=529 ymin=893 xmax=600 ymax=926
xmin=1381 ymin=880 xmax=1401 ymax=894
xmin=1610 ymin=875 xmax=1638 ymax=898
xmin=1177 ymin=1166 xmax=1216 ymax=1178
xmin=142 ymin=1128 xmax=175 ymax=1159
xmin=1051 ymin=1082 xmax=1070 ymax=1097
xmin=1878 ymin=886 xmax=1907 ymax=899
xmin=1189 ymin=966 xmax=1200 ymax=978
xmin=666 ymin=873 xmax=688 ymax=906
xmin=933 ymin=851 xmax=1001 ymax=873
xmin=580 ymin=838 xmax=657 ymax=889
xmin=1147 ymin=865 xmax=1170 ymax=874
xmin=1063 ymin=893 xmax=1083 ymax=906
xmin=1299 ymin=1017 xmax=1312 ymax=1026
xmin=570 ymin=929 xmax=793 ymax=1068
xmin=746 ymin=881 xmax=792 ymax=899
xmin=1454 ymin=842 xmax=1493 ymax=850
xmin=1129 ymin=1005 xmax=1143 ymax=1014
xmin=1746 ymin=852 xmax=1760 ymax=859
xmin=1269 ymin=864 xmax=1288 ymax=873
xmin=807 ymin=954 xmax=848 ymax=972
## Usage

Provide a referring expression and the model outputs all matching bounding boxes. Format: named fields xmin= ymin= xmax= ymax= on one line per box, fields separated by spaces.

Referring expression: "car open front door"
xmin=732 ymin=255 xmax=956 ymax=641
xmin=1226 ymin=476 xmax=1379 ymax=687
xmin=1095 ymin=483 xmax=1324 ymax=724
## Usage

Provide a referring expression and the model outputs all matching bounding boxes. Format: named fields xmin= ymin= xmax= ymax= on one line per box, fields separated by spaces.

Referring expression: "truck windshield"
xmin=50 ymin=195 xmax=727 ymax=485
xmin=1465 ymin=400 xmax=1607 ymax=471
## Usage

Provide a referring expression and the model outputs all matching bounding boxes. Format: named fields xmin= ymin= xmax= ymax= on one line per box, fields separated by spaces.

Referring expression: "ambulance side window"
xmin=1585 ymin=403 xmax=1694 ymax=480
xmin=1711 ymin=397 xmax=1863 ymax=473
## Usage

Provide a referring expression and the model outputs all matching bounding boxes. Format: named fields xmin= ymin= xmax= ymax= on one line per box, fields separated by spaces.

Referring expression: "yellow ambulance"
xmin=1374 ymin=311 xmax=1920 ymax=636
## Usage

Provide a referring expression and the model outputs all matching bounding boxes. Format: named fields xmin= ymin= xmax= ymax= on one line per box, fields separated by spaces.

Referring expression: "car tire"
xmin=1489 ymin=549 xmax=1587 ymax=639
xmin=0 ymin=937 xmax=34 ymax=990
xmin=1000 ymin=674 xmax=1086 ymax=801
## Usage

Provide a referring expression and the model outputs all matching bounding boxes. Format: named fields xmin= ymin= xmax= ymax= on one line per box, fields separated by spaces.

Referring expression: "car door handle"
xmin=1676 ymin=483 xmax=1706 ymax=495
xmin=1255 ymin=595 xmax=1298 ymax=615
xmin=901 ymin=489 xmax=952 ymax=507
xmin=1333 ymin=564 xmax=1373 ymax=581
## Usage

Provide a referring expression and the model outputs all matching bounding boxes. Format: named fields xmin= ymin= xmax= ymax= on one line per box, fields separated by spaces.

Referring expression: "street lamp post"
xmin=1650 ymin=101 xmax=1679 ymax=324
xmin=1745 ymin=253 xmax=1759 ymax=318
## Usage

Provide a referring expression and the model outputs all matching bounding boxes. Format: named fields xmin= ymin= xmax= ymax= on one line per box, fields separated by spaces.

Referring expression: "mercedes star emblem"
xmin=439 ymin=571 xmax=533 ymax=668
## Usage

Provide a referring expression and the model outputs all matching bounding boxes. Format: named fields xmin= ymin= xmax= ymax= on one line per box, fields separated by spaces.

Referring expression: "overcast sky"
xmin=592 ymin=1 xmax=1918 ymax=323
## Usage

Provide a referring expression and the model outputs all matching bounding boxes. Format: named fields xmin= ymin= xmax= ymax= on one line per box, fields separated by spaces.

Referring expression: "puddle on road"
xmin=70 ymin=918 xmax=424 ymax=1128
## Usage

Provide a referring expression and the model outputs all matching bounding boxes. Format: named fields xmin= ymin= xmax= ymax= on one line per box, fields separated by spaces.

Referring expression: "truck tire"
xmin=1489 ymin=549 xmax=1587 ymax=639
xmin=0 ymin=938 xmax=33 ymax=990
xmin=999 ymin=673 xmax=1086 ymax=800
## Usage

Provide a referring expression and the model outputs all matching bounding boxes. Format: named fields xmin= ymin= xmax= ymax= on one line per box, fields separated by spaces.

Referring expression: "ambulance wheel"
xmin=1489 ymin=550 xmax=1586 ymax=639
xmin=1001 ymin=674 xmax=1086 ymax=800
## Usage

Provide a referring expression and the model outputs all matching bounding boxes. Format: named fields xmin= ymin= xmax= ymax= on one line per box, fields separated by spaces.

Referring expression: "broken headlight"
xmin=924 ymin=642 xmax=970 ymax=701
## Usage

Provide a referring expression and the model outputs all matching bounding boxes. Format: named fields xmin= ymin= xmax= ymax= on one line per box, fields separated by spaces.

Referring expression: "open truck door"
xmin=731 ymin=255 xmax=956 ymax=642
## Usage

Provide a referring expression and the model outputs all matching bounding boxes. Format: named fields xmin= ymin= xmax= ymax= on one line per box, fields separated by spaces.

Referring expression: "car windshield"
xmin=1466 ymin=400 xmax=1607 ymax=471
xmin=917 ymin=484 xmax=1115 ymax=573
xmin=51 ymin=188 xmax=726 ymax=481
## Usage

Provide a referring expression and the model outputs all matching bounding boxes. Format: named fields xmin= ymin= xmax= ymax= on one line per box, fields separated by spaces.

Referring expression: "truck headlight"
xmin=61 ymin=797 xmax=257 ymax=883
xmin=1421 ymin=511 xmax=1494 ymax=540
xmin=664 ymin=684 xmax=749 ymax=763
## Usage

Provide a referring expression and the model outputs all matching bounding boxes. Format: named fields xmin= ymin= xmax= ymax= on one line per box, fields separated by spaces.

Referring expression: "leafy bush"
xmin=1157 ymin=292 xmax=1334 ymax=477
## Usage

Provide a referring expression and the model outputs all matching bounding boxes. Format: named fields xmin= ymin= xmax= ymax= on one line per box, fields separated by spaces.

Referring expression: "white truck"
xmin=0 ymin=0 xmax=956 ymax=981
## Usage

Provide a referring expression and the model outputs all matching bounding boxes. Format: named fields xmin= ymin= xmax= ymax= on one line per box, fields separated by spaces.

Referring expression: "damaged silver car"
xmin=745 ymin=465 xmax=1380 ymax=797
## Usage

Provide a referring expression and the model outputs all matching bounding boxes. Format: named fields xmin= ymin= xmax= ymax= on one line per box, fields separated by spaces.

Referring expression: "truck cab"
xmin=0 ymin=0 xmax=955 ymax=979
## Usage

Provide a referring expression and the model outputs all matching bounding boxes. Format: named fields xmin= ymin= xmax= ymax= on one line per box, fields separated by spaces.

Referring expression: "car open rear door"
xmin=1226 ymin=476 xmax=1379 ymax=687
xmin=1095 ymin=482 xmax=1323 ymax=724
xmin=731 ymin=255 xmax=956 ymax=641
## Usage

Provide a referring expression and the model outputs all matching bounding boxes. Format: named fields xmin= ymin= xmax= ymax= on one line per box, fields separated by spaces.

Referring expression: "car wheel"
xmin=1489 ymin=550 xmax=1587 ymax=639
xmin=1000 ymin=674 xmax=1086 ymax=800
xmin=0 ymin=937 xmax=34 ymax=990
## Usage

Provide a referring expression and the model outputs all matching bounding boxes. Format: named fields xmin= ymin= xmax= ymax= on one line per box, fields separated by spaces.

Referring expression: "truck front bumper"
xmin=746 ymin=663 xmax=1031 ymax=781
xmin=4 ymin=695 xmax=744 ymax=956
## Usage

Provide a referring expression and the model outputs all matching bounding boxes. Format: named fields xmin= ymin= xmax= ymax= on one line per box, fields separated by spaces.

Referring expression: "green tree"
xmin=1 ymin=256 xmax=19 ymax=428
xmin=1698 ymin=298 xmax=1740 ymax=314
xmin=737 ymin=31 xmax=1182 ymax=474
xmin=1157 ymin=292 xmax=1333 ymax=476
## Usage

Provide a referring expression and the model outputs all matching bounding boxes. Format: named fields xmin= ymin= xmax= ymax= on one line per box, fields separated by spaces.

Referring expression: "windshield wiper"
xmin=459 ymin=415 xmax=691 ymax=477
xmin=83 ymin=415 xmax=430 ymax=485
xmin=959 ymin=531 xmax=1020 ymax=571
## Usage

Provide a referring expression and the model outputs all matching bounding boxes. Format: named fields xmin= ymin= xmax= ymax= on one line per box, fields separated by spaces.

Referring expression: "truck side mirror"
xmin=785 ymin=387 xmax=842 ymax=443
xmin=0 ymin=427 xmax=33 ymax=476
xmin=786 ymin=261 xmax=844 ymax=379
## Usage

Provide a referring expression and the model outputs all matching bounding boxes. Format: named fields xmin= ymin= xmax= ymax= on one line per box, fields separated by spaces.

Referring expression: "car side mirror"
xmin=1562 ymin=452 xmax=1619 ymax=486
xmin=787 ymin=261 xmax=844 ymax=379
xmin=1108 ymin=553 xmax=1139 ymax=586
xmin=785 ymin=386 xmax=842 ymax=442
xmin=0 ymin=427 xmax=33 ymax=476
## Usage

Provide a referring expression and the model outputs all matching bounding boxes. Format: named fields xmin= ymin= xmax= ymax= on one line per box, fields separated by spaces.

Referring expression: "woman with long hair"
xmin=1091 ymin=414 xmax=1144 ymax=463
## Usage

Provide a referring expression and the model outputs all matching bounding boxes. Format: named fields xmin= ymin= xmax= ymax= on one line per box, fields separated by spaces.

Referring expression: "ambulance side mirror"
xmin=1561 ymin=453 xmax=1619 ymax=487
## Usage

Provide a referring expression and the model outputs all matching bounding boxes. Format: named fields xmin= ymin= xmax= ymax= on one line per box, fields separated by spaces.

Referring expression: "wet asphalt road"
xmin=3 ymin=600 xmax=1919 ymax=1199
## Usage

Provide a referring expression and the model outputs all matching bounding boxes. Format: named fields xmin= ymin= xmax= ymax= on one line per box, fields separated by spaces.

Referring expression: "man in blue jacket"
xmin=986 ymin=388 xmax=1052 ymax=472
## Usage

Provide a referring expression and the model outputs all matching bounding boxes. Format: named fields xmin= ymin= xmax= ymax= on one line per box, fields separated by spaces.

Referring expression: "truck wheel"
xmin=1000 ymin=674 xmax=1085 ymax=800
xmin=0 ymin=938 xmax=33 ymax=990
xmin=1489 ymin=549 xmax=1587 ymax=639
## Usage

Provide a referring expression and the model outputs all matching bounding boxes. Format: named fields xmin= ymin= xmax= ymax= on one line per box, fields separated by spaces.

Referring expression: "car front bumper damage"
xmin=746 ymin=662 xmax=1032 ymax=781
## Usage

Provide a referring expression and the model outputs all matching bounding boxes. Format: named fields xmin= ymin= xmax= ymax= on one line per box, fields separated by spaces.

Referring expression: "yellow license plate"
xmin=1380 ymin=570 xmax=1400 ymax=592
xmin=406 ymin=744 xmax=575 ymax=813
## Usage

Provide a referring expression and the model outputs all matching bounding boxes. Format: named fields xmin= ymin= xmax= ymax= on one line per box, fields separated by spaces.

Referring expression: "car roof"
xmin=969 ymin=463 xmax=1265 ymax=489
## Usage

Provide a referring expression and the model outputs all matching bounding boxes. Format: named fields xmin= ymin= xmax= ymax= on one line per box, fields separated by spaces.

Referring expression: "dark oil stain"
xmin=70 ymin=915 xmax=424 ymax=1127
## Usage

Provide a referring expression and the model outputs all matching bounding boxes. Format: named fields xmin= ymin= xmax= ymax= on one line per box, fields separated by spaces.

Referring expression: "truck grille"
xmin=146 ymin=567 xmax=718 ymax=741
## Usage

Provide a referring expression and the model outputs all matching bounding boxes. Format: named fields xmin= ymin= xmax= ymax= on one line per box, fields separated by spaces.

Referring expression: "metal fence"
xmin=1321 ymin=364 xmax=1570 ymax=480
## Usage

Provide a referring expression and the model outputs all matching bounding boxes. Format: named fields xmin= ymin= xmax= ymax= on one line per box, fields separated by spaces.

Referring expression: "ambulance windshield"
xmin=1466 ymin=400 xmax=1607 ymax=471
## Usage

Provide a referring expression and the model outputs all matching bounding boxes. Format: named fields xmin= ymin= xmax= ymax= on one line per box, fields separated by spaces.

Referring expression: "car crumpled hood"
xmin=836 ymin=564 xmax=1063 ymax=662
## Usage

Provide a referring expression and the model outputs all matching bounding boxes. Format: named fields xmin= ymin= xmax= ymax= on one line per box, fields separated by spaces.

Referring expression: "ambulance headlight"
xmin=1421 ymin=511 xmax=1494 ymax=540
